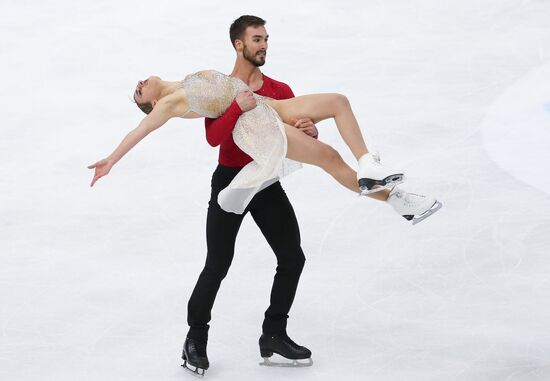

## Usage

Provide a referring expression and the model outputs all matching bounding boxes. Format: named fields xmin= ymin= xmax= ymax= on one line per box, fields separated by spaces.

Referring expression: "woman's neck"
xmin=159 ymin=80 xmax=181 ymax=99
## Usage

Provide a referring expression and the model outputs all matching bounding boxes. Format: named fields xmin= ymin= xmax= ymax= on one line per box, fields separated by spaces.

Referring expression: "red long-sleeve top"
xmin=204 ymin=74 xmax=296 ymax=167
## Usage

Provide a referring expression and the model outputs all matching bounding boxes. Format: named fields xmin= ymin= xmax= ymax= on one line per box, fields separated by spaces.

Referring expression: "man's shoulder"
xmin=261 ymin=73 xmax=294 ymax=98
xmin=262 ymin=73 xmax=291 ymax=89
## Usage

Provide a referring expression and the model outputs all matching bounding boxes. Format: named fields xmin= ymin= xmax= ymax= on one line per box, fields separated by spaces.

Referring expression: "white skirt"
xmin=217 ymin=101 xmax=301 ymax=214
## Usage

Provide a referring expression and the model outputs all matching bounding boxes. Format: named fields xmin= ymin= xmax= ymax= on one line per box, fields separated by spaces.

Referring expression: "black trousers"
xmin=187 ymin=165 xmax=306 ymax=342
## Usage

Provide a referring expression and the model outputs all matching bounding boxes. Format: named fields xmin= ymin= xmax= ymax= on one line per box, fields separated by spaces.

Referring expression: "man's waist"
xmin=218 ymin=139 xmax=252 ymax=167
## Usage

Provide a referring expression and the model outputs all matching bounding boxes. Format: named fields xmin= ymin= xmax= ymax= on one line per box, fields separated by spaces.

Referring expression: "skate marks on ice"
xmin=311 ymin=172 xmax=550 ymax=380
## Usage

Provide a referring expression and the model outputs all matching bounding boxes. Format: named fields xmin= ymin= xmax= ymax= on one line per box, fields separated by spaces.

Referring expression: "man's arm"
xmin=204 ymin=90 xmax=257 ymax=146
xmin=204 ymin=101 xmax=242 ymax=147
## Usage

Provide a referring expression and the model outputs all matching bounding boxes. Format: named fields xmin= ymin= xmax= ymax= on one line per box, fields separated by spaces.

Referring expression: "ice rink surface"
xmin=2 ymin=1 xmax=550 ymax=380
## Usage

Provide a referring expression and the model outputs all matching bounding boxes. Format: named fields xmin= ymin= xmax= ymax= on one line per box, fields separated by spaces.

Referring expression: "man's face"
xmin=241 ymin=26 xmax=269 ymax=67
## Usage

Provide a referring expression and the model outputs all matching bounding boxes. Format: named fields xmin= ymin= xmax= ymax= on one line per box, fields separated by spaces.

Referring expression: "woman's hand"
xmin=88 ymin=158 xmax=114 ymax=187
xmin=86 ymin=92 xmax=179 ymax=188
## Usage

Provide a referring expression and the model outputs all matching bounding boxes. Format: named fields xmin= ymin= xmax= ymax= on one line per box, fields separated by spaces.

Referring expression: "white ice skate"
xmin=387 ymin=187 xmax=442 ymax=225
xmin=357 ymin=152 xmax=405 ymax=195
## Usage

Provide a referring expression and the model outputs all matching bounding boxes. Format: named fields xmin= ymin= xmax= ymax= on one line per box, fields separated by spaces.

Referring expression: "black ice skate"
xmin=357 ymin=152 xmax=405 ymax=195
xmin=258 ymin=333 xmax=313 ymax=367
xmin=181 ymin=337 xmax=209 ymax=377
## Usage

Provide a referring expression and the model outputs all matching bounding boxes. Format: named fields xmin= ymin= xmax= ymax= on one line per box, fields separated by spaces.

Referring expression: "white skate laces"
xmin=357 ymin=152 xmax=405 ymax=195
xmin=387 ymin=187 xmax=442 ymax=225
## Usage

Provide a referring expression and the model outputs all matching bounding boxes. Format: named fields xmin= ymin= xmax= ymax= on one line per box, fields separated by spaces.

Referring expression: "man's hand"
xmin=293 ymin=118 xmax=318 ymax=138
xmin=235 ymin=90 xmax=257 ymax=112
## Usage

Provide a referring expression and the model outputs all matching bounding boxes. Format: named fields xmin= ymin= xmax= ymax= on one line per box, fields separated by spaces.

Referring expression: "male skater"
xmin=182 ymin=15 xmax=316 ymax=376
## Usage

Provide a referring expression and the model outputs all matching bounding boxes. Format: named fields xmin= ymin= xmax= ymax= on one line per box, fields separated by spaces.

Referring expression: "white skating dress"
xmin=181 ymin=70 xmax=301 ymax=214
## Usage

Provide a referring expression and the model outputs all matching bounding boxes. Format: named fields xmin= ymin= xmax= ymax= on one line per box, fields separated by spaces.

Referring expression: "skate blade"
xmin=181 ymin=361 xmax=206 ymax=378
xmin=358 ymin=176 xmax=406 ymax=196
xmin=259 ymin=357 xmax=313 ymax=367
xmin=411 ymin=200 xmax=443 ymax=225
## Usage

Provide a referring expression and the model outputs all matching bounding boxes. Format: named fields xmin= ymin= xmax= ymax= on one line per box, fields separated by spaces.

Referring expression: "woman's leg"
xmin=284 ymin=123 xmax=389 ymax=201
xmin=266 ymin=94 xmax=367 ymax=160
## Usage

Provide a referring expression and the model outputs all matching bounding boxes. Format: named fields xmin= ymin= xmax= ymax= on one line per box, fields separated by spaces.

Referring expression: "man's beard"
xmin=243 ymin=46 xmax=266 ymax=67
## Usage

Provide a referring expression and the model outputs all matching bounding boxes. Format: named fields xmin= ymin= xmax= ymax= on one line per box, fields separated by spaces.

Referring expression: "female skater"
xmin=89 ymin=70 xmax=441 ymax=223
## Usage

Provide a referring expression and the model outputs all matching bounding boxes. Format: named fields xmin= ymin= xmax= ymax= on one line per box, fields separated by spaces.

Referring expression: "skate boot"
xmin=387 ymin=187 xmax=442 ymax=225
xmin=181 ymin=337 xmax=209 ymax=377
xmin=357 ymin=152 xmax=405 ymax=195
xmin=258 ymin=333 xmax=313 ymax=367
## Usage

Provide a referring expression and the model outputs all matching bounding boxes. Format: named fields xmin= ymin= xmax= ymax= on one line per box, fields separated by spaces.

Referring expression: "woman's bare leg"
xmin=266 ymin=94 xmax=368 ymax=161
xmin=284 ymin=123 xmax=389 ymax=201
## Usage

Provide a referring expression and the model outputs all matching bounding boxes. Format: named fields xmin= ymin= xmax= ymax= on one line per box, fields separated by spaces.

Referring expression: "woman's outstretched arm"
xmin=88 ymin=94 xmax=185 ymax=187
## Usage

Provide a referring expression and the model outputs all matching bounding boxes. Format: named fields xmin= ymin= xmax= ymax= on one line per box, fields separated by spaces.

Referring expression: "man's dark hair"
xmin=229 ymin=15 xmax=266 ymax=49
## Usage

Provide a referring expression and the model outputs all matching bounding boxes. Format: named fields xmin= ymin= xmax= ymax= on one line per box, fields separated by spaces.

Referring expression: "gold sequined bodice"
xmin=181 ymin=70 xmax=246 ymax=118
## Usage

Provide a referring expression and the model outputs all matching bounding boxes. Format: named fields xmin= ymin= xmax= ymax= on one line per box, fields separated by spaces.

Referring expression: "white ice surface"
xmin=2 ymin=1 xmax=550 ymax=380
